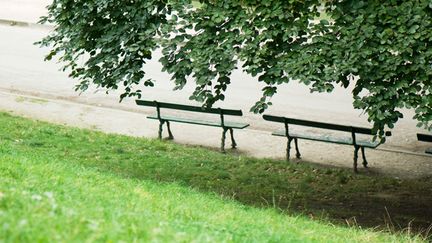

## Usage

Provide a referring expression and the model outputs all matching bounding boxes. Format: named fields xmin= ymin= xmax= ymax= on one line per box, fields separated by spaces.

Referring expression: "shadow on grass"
xmin=64 ymin=139 xmax=432 ymax=238
xmin=3 ymin=113 xmax=432 ymax=238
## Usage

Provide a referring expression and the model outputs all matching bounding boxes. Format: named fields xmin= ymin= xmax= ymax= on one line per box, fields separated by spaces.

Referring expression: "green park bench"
xmin=136 ymin=100 xmax=249 ymax=152
xmin=417 ymin=133 xmax=432 ymax=154
xmin=263 ymin=115 xmax=392 ymax=173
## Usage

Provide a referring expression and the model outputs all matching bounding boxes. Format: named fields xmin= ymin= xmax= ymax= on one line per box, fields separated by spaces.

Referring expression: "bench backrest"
xmin=417 ymin=133 xmax=432 ymax=142
xmin=263 ymin=114 xmax=392 ymax=136
xmin=136 ymin=100 xmax=243 ymax=116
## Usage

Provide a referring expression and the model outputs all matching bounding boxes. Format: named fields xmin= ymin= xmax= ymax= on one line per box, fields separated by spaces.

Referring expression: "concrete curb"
xmin=0 ymin=18 xmax=53 ymax=29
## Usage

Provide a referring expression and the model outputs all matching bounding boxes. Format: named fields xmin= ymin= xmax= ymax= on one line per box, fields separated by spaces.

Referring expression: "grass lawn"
xmin=0 ymin=112 xmax=429 ymax=242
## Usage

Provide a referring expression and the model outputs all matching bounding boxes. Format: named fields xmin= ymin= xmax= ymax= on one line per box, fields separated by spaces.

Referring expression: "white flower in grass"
xmin=44 ymin=192 xmax=54 ymax=199
xmin=44 ymin=192 xmax=57 ymax=211
xmin=18 ymin=219 xmax=28 ymax=227
xmin=3 ymin=223 xmax=10 ymax=230
xmin=64 ymin=208 xmax=77 ymax=217
xmin=87 ymin=220 xmax=99 ymax=231
xmin=31 ymin=194 xmax=42 ymax=201
xmin=152 ymin=227 xmax=162 ymax=235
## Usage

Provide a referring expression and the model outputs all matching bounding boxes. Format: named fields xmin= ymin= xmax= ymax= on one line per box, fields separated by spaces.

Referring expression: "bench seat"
xmin=263 ymin=114 xmax=391 ymax=173
xmin=272 ymin=130 xmax=380 ymax=148
xmin=137 ymin=99 xmax=248 ymax=152
xmin=148 ymin=115 xmax=249 ymax=129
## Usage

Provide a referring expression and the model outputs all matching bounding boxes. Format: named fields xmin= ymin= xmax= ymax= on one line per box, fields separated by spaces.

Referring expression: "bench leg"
xmin=286 ymin=137 xmax=293 ymax=161
xmin=221 ymin=128 xmax=228 ymax=153
xmin=353 ymin=145 xmax=360 ymax=173
xmin=229 ymin=128 xmax=237 ymax=149
xmin=294 ymin=138 xmax=301 ymax=159
xmin=158 ymin=120 xmax=165 ymax=140
xmin=361 ymin=147 xmax=368 ymax=168
xmin=166 ymin=121 xmax=174 ymax=140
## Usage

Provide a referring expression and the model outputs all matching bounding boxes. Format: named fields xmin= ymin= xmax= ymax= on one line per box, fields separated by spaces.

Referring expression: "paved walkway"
xmin=0 ymin=0 xmax=50 ymax=23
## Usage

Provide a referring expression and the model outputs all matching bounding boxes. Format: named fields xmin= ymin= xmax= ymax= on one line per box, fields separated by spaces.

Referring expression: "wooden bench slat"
xmin=263 ymin=114 xmax=382 ymax=135
xmin=417 ymin=133 xmax=432 ymax=154
xmin=136 ymin=100 xmax=243 ymax=116
xmin=417 ymin=133 xmax=432 ymax=142
xmin=147 ymin=115 xmax=249 ymax=129
xmin=272 ymin=130 xmax=380 ymax=148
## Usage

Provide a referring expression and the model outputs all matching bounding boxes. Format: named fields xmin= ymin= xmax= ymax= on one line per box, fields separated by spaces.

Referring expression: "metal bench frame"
xmin=136 ymin=100 xmax=249 ymax=152
xmin=263 ymin=115 xmax=392 ymax=173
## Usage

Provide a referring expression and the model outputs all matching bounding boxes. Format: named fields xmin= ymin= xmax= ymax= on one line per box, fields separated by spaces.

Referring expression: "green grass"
xmin=0 ymin=112 xmax=428 ymax=242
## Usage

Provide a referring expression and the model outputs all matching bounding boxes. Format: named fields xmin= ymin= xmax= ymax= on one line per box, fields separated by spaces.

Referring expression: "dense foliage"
xmin=38 ymin=0 xmax=432 ymax=134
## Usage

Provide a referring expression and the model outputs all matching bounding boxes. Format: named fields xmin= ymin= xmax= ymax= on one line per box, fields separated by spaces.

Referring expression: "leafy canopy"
xmin=38 ymin=0 xmax=432 ymax=135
